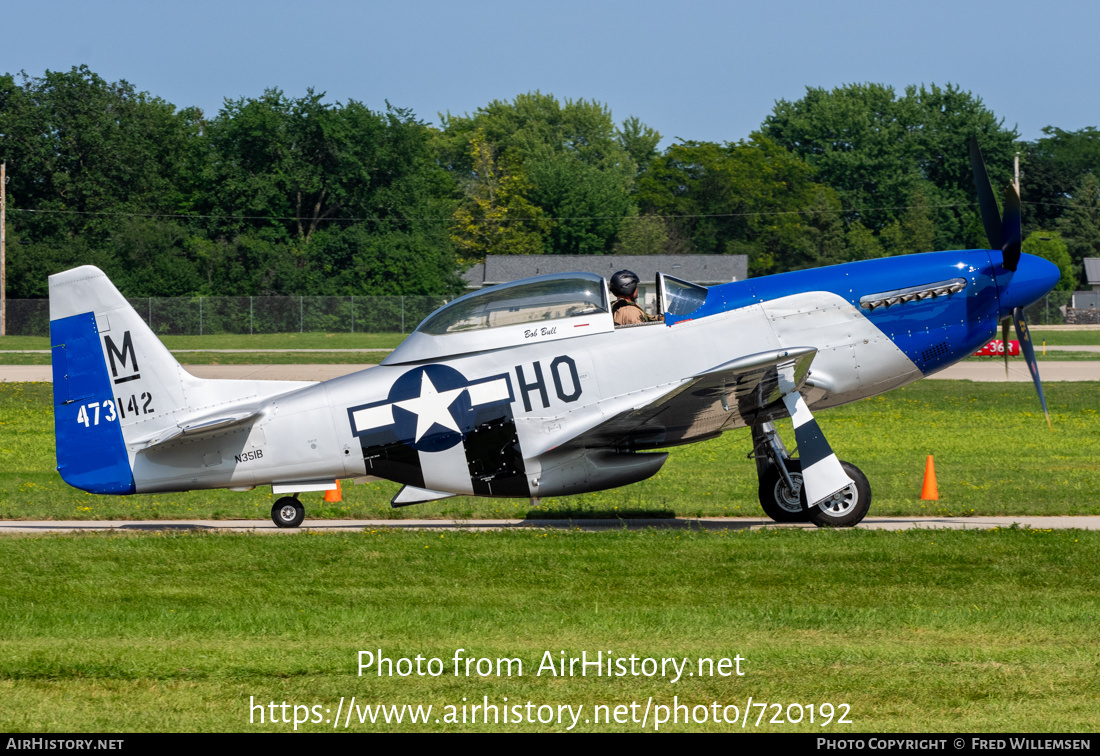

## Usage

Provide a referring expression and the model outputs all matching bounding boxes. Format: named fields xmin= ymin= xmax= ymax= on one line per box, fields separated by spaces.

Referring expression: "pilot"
xmin=610 ymin=270 xmax=651 ymax=325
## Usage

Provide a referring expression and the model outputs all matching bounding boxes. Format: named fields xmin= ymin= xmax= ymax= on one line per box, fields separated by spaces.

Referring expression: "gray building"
xmin=1084 ymin=258 xmax=1100 ymax=291
xmin=462 ymin=255 xmax=748 ymax=315
xmin=1072 ymin=258 xmax=1100 ymax=309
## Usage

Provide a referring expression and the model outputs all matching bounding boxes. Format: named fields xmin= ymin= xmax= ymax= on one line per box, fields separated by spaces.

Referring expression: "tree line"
xmin=2 ymin=66 xmax=1098 ymax=299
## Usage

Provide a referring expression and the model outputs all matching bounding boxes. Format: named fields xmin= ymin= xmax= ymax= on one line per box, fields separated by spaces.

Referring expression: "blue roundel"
xmin=387 ymin=365 xmax=473 ymax=453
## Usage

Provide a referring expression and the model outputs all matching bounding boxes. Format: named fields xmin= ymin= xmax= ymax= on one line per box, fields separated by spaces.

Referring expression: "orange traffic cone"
xmin=324 ymin=480 xmax=342 ymax=503
xmin=920 ymin=456 xmax=938 ymax=501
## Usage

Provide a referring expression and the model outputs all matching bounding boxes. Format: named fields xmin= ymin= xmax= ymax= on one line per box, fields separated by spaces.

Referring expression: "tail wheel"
xmin=806 ymin=461 xmax=871 ymax=528
xmin=272 ymin=497 xmax=305 ymax=528
xmin=758 ymin=459 xmax=809 ymax=523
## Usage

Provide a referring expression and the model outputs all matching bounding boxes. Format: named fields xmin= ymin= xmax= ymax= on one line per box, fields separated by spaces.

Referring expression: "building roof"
xmin=1085 ymin=258 xmax=1100 ymax=286
xmin=462 ymin=255 xmax=747 ymax=288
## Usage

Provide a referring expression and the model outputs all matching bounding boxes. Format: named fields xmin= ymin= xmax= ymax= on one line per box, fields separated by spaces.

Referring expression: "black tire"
xmin=758 ymin=459 xmax=809 ymax=523
xmin=806 ymin=461 xmax=871 ymax=528
xmin=272 ymin=497 xmax=305 ymax=528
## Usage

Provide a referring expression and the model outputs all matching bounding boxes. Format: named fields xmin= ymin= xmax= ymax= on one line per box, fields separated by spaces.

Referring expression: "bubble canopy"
xmin=417 ymin=273 xmax=609 ymax=335
xmin=384 ymin=273 xmax=614 ymax=365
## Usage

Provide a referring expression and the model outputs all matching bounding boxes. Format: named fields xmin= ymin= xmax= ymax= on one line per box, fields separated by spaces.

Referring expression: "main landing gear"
xmin=272 ymin=496 xmax=305 ymax=528
xmin=750 ymin=421 xmax=871 ymax=528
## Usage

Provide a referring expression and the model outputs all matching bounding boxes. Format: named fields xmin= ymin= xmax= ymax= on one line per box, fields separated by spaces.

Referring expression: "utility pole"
xmin=1 ymin=162 xmax=6 ymax=338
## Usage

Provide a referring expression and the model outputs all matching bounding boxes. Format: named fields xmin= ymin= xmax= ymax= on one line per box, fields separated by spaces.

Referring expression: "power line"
xmin=7 ymin=201 xmax=986 ymax=224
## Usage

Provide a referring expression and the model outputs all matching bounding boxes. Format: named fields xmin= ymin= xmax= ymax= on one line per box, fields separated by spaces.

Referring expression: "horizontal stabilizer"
xmin=130 ymin=409 xmax=263 ymax=450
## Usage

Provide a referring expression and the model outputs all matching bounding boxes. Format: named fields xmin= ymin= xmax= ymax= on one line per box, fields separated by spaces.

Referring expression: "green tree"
xmin=760 ymin=82 xmax=1018 ymax=249
xmin=844 ymin=221 xmax=884 ymax=261
xmin=1024 ymin=127 xmax=1100 ymax=230
xmin=449 ymin=132 xmax=552 ymax=258
xmin=636 ymin=136 xmax=826 ymax=274
xmin=802 ymin=188 xmax=847 ymax=266
xmin=612 ymin=214 xmax=692 ymax=255
xmin=0 ymin=66 xmax=202 ymax=295
xmin=526 ymin=153 xmax=636 ymax=255
xmin=438 ymin=92 xmax=647 ymax=254
xmin=438 ymin=92 xmax=638 ymax=178
xmin=617 ymin=115 xmax=662 ymax=178
xmin=1022 ymin=231 xmax=1075 ymax=291
xmin=202 ymin=89 xmax=392 ymax=243
xmin=1056 ymin=172 xmax=1100 ymax=284
xmin=199 ymin=91 xmax=461 ymax=294
xmin=879 ymin=186 xmax=937 ymax=257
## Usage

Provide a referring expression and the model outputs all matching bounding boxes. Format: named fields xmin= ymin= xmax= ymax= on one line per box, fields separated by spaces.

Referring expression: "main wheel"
xmin=272 ymin=497 xmax=305 ymax=528
xmin=806 ymin=461 xmax=871 ymax=528
xmin=758 ymin=459 xmax=809 ymax=522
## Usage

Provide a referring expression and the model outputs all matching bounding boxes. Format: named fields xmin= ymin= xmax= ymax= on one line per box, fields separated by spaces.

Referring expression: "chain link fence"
xmin=3 ymin=295 xmax=448 ymax=337
xmin=1022 ymin=290 xmax=1073 ymax=326
xmin=0 ymin=291 xmax=1086 ymax=337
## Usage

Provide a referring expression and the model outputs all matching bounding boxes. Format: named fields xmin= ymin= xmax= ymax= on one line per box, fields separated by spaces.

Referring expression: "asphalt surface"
xmin=2 ymin=516 xmax=1099 ymax=534
xmin=4 ymin=361 xmax=1100 ymax=382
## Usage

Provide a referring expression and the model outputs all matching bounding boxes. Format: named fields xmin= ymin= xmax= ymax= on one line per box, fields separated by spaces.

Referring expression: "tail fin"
xmin=49 ymin=266 xmax=309 ymax=494
xmin=51 ymin=267 xmax=185 ymax=493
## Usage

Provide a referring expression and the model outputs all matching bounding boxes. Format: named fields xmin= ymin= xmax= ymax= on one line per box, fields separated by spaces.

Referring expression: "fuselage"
xmin=54 ymin=249 xmax=1060 ymax=500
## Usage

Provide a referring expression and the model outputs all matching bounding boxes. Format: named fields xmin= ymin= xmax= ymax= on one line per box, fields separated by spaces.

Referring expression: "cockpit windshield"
xmin=417 ymin=274 xmax=609 ymax=336
xmin=661 ymin=275 xmax=709 ymax=317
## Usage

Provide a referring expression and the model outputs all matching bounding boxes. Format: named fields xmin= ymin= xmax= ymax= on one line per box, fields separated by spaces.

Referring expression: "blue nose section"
xmin=1004 ymin=253 xmax=1060 ymax=313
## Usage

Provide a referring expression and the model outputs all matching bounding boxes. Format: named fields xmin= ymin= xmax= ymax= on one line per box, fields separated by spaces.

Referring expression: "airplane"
xmin=47 ymin=142 xmax=1059 ymax=528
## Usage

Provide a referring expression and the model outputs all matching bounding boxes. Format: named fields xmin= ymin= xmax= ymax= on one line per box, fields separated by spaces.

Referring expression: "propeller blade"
xmin=1001 ymin=317 xmax=1010 ymax=379
xmin=1002 ymin=183 xmax=1022 ymax=271
xmin=969 ymin=137 xmax=1002 ymax=251
xmin=1012 ymin=306 xmax=1052 ymax=430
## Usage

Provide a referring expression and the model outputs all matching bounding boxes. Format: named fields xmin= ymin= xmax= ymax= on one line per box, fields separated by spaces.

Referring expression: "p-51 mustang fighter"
xmin=48 ymin=143 xmax=1058 ymax=527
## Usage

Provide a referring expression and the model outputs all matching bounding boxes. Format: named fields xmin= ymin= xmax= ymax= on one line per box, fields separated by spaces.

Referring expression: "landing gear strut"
xmin=750 ymin=421 xmax=871 ymax=528
xmin=272 ymin=496 xmax=305 ymax=528
xmin=752 ymin=422 xmax=807 ymax=523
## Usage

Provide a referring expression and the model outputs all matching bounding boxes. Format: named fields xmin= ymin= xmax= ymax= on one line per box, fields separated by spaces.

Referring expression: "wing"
xmin=564 ymin=347 xmax=817 ymax=452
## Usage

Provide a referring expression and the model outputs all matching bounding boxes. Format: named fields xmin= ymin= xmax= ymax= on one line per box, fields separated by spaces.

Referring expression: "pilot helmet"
xmin=610 ymin=270 xmax=640 ymax=298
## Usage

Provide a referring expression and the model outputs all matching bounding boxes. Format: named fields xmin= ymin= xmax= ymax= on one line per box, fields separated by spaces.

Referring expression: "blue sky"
xmin=2 ymin=0 xmax=1097 ymax=145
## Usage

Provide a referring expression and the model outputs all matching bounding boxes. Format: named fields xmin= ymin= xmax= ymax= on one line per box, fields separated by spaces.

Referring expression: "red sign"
xmin=973 ymin=340 xmax=1020 ymax=356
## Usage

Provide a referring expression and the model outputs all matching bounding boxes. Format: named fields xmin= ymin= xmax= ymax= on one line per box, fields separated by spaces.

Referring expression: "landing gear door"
xmin=657 ymin=273 xmax=709 ymax=319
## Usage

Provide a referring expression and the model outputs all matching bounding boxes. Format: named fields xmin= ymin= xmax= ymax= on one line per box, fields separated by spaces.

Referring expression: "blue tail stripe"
xmin=51 ymin=312 xmax=135 ymax=495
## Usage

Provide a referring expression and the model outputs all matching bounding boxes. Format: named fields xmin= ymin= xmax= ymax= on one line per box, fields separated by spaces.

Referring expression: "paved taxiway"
xmin=2 ymin=516 xmax=1099 ymax=534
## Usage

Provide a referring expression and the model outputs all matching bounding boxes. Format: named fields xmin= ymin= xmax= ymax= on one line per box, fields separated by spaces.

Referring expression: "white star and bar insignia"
xmin=347 ymin=365 xmax=513 ymax=452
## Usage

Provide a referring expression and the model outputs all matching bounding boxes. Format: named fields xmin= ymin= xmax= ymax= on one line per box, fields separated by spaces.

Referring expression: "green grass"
xmin=963 ymin=351 xmax=1100 ymax=362
xmin=1034 ymin=350 xmax=1100 ymax=361
xmin=0 ymin=336 xmax=53 ymax=350
xmin=0 ymin=332 xmax=408 ymax=351
xmin=3 ymin=380 xmax=1100 ymax=521
xmin=1027 ymin=328 xmax=1100 ymax=346
xmin=0 ymin=351 xmax=389 ymax=365
xmin=0 ymin=527 xmax=1097 ymax=732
